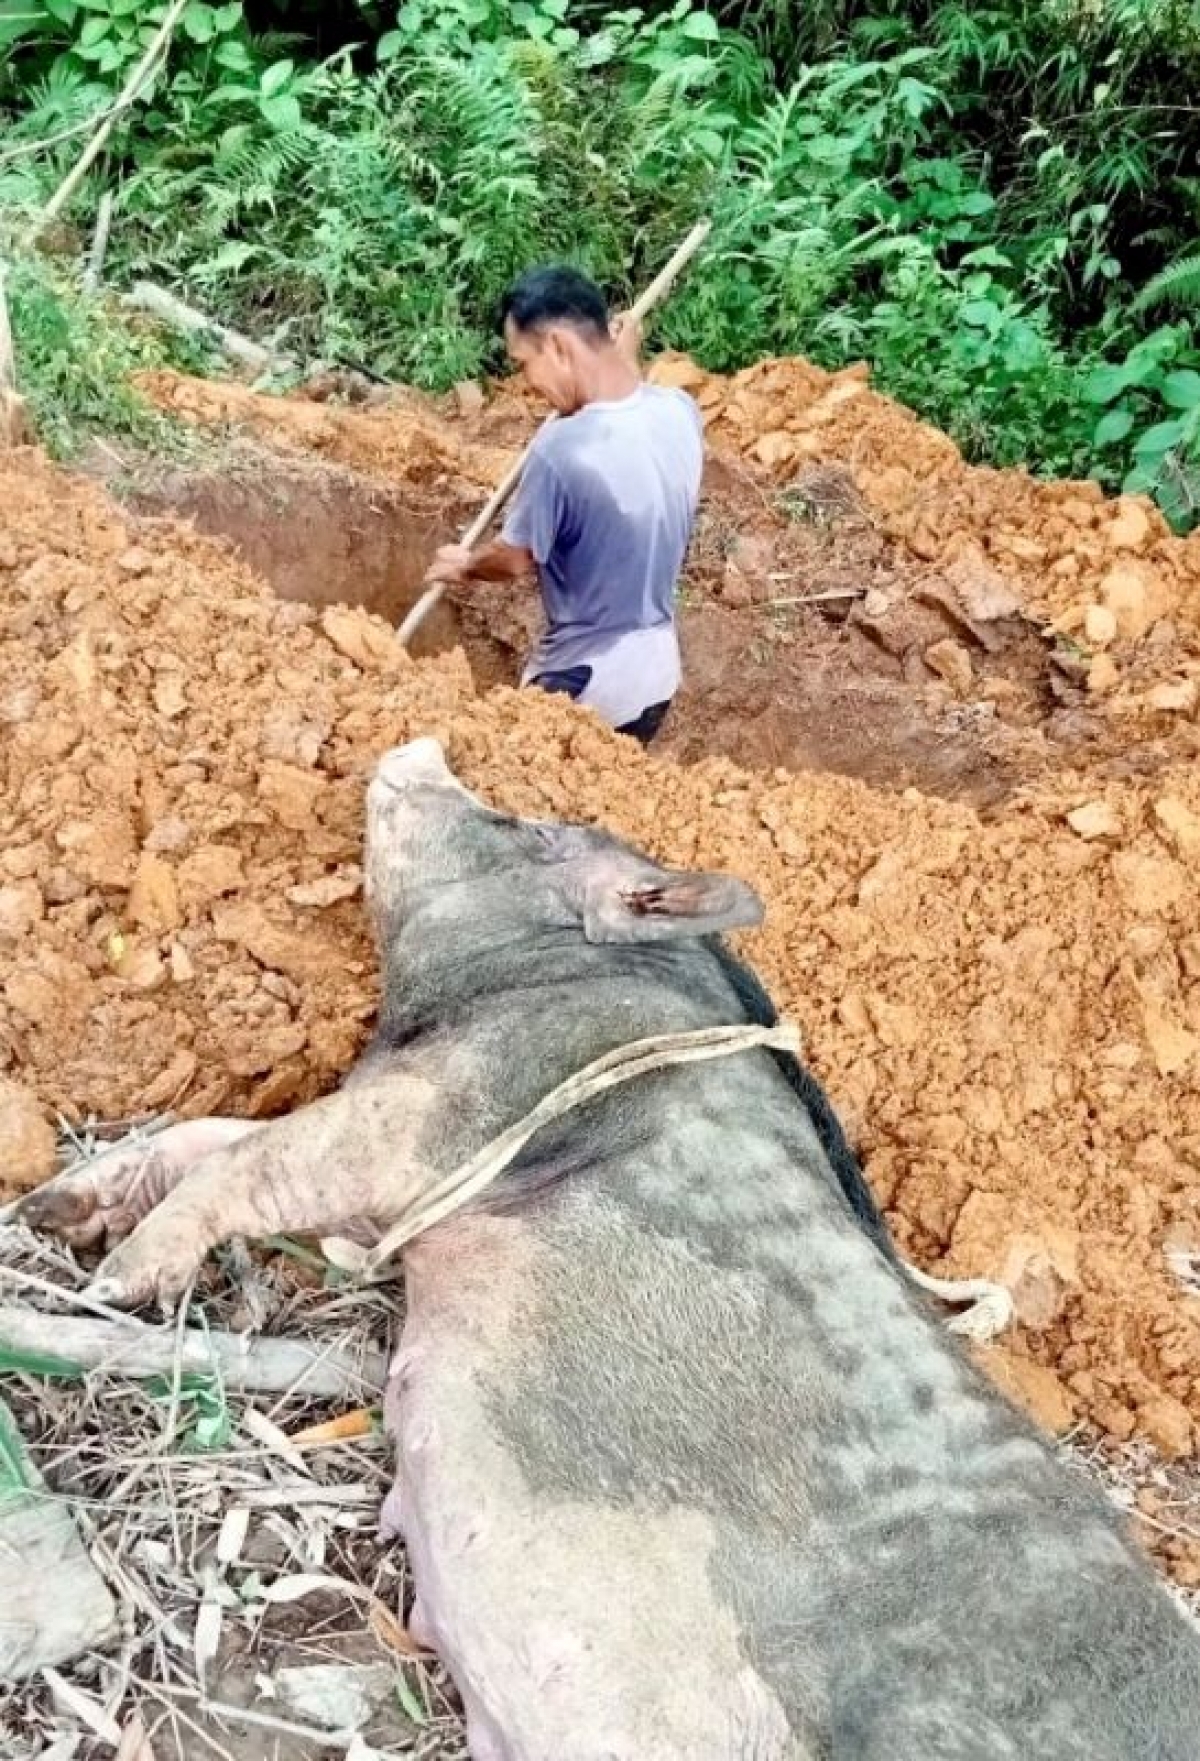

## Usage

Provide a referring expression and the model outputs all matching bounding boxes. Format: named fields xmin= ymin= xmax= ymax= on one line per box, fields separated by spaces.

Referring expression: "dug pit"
xmin=110 ymin=417 xmax=1086 ymax=809
xmin=119 ymin=445 xmax=471 ymax=663
xmin=123 ymin=358 xmax=1200 ymax=808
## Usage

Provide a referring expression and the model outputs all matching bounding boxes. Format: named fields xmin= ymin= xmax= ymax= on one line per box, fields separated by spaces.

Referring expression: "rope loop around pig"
xmin=320 ymin=1019 xmax=1012 ymax=1341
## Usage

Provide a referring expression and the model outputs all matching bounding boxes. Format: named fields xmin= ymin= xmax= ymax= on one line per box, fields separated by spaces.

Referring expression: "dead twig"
xmin=0 ymin=111 xmax=111 ymax=169
xmin=0 ymin=1262 xmax=169 ymax=1325
xmin=41 ymin=1668 xmax=123 ymax=1747
xmin=114 ymin=1711 xmax=157 ymax=1761
xmin=74 ymin=1506 xmax=191 ymax=1653
xmin=84 ymin=192 xmax=116 ymax=296
xmin=761 ymin=587 xmax=866 ymax=609
xmin=132 ymin=1679 xmax=238 ymax=1761
xmin=159 ymin=1683 xmax=356 ymax=1749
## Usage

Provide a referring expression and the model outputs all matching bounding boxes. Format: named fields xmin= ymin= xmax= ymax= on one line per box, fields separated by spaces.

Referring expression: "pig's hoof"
xmin=13 ymin=1168 xmax=112 ymax=1248
xmin=12 ymin=1176 xmax=102 ymax=1246
xmin=86 ymin=1271 xmax=186 ymax=1313
xmin=85 ymin=1267 xmax=165 ymax=1311
xmin=86 ymin=1234 xmax=204 ymax=1311
xmin=84 ymin=1275 xmax=137 ymax=1310
xmin=14 ymin=1145 xmax=167 ymax=1251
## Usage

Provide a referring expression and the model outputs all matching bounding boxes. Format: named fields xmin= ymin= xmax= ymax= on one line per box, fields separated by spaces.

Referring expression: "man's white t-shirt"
xmin=502 ymin=383 xmax=704 ymax=727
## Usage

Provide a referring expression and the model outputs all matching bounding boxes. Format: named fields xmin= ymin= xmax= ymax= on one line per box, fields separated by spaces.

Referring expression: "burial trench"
xmin=114 ymin=430 xmax=1069 ymax=811
xmin=118 ymin=355 xmax=1200 ymax=813
xmin=3 ymin=358 xmax=1200 ymax=1591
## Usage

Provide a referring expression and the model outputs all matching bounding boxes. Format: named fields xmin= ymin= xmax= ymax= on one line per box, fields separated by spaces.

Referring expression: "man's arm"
xmin=423 ymin=536 xmax=533 ymax=587
xmin=426 ymin=444 xmax=563 ymax=589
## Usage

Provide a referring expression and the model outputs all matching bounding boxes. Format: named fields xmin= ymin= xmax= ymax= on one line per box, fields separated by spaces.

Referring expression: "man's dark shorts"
xmin=530 ymin=666 xmax=671 ymax=747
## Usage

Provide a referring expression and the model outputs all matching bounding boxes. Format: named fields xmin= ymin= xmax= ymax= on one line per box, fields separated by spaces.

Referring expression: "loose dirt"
xmin=5 ymin=417 xmax=1200 ymax=1495
xmin=662 ymin=352 xmax=1200 ymax=674
xmin=130 ymin=360 xmax=1200 ymax=808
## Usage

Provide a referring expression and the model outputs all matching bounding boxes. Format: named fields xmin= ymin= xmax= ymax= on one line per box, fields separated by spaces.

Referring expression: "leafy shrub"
xmin=1084 ymin=327 xmax=1200 ymax=528
xmin=4 ymin=254 xmax=195 ymax=457
xmin=1 ymin=0 xmax=1198 ymax=521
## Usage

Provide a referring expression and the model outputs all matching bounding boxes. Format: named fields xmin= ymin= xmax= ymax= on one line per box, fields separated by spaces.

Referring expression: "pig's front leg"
xmin=11 ymin=1118 xmax=263 ymax=1251
xmin=85 ymin=1074 xmax=443 ymax=1309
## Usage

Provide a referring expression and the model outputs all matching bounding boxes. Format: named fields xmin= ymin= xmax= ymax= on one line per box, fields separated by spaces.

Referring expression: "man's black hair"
xmin=499 ymin=266 xmax=611 ymax=343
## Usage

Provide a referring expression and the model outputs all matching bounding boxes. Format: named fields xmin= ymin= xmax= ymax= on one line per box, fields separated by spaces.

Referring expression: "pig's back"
xmin=390 ymin=1189 xmax=1200 ymax=1761
xmin=391 ymin=1204 xmax=805 ymax=1760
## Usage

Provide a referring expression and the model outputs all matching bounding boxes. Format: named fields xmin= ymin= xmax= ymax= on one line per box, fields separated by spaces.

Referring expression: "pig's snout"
xmin=374 ymin=737 xmax=455 ymax=793
xmin=365 ymin=739 xmax=480 ymax=902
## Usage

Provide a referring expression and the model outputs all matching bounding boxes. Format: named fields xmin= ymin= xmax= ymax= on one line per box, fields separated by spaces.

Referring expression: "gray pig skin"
xmin=18 ymin=738 xmax=1200 ymax=1760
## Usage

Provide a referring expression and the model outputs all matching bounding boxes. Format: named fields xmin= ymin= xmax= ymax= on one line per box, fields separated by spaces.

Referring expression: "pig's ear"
xmin=583 ymin=868 xmax=764 ymax=943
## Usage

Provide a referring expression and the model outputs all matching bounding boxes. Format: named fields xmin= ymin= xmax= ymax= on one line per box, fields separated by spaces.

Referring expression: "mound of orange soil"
xmin=138 ymin=356 xmax=1200 ymax=737
xmin=649 ymin=351 xmax=1200 ymax=716
xmin=3 ymin=449 xmax=1200 ymax=1468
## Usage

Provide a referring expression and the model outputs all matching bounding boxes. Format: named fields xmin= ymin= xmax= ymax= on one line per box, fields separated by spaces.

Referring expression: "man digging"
xmin=424 ymin=266 xmax=704 ymax=746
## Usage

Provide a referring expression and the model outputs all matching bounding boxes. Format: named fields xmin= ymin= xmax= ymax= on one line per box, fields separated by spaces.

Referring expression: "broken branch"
xmin=0 ymin=1304 xmax=385 ymax=1398
xmin=760 ymin=587 xmax=866 ymax=608
xmin=123 ymin=281 xmax=291 ymax=375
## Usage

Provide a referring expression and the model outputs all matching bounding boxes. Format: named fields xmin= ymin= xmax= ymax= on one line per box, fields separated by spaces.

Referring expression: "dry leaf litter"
xmin=0 ymin=1221 xmax=462 ymax=1760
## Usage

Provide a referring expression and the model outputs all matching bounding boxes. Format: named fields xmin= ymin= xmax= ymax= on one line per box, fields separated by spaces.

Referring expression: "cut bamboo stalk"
xmin=123 ymin=279 xmax=291 ymax=374
xmin=31 ymin=0 xmax=190 ymax=243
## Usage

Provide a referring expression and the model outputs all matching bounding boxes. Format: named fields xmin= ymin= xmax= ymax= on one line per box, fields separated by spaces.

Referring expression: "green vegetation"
xmin=1 ymin=1 xmax=1198 ymax=522
xmin=4 ymin=252 xmax=199 ymax=454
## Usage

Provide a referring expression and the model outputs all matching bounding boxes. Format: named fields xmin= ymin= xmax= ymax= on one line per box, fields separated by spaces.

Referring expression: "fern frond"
xmin=1134 ymin=251 xmax=1200 ymax=314
xmin=7 ymin=65 xmax=99 ymax=137
xmin=737 ymin=79 xmax=804 ymax=190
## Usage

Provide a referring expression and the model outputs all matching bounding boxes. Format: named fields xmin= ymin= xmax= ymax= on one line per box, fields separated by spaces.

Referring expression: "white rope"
xmin=320 ymin=1019 xmax=1012 ymax=1340
xmin=322 ymin=1021 xmax=802 ymax=1278
xmin=905 ymin=1264 xmax=1014 ymax=1342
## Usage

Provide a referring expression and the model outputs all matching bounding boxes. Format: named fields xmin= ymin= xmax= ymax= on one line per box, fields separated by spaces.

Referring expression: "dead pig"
xmin=16 ymin=737 xmax=1200 ymax=1759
